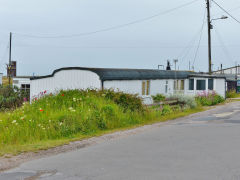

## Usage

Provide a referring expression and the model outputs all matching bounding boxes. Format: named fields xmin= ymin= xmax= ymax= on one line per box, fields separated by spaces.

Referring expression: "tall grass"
xmin=0 ymin=89 xmax=161 ymax=153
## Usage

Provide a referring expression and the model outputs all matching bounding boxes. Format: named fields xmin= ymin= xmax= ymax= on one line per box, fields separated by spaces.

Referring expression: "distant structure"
xmin=7 ymin=61 xmax=17 ymax=77
xmin=213 ymin=65 xmax=240 ymax=92
xmin=166 ymin=60 xmax=171 ymax=70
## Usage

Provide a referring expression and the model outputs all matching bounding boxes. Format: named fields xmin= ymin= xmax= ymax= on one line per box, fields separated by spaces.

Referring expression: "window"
xmin=180 ymin=80 xmax=185 ymax=90
xmin=196 ymin=80 xmax=206 ymax=90
xmin=208 ymin=79 xmax=213 ymax=90
xmin=165 ymin=81 xmax=168 ymax=93
xmin=174 ymin=80 xmax=178 ymax=90
xmin=189 ymin=79 xmax=194 ymax=90
xmin=142 ymin=80 xmax=150 ymax=95
xmin=174 ymin=80 xmax=185 ymax=91
xmin=21 ymin=84 xmax=30 ymax=101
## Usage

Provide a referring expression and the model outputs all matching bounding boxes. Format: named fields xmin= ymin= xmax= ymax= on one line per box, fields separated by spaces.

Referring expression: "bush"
xmin=226 ymin=89 xmax=240 ymax=98
xmin=167 ymin=94 xmax=197 ymax=109
xmin=195 ymin=91 xmax=224 ymax=106
xmin=152 ymin=94 xmax=166 ymax=103
xmin=100 ymin=89 xmax=144 ymax=112
xmin=161 ymin=105 xmax=173 ymax=115
xmin=0 ymin=85 xmax=28 ymax=111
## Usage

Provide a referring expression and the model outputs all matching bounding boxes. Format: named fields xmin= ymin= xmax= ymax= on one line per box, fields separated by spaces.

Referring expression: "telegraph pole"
xmin=8 ymin=32 xmax=12 ymax=85
xmin=206 ymin=0 xmax=212 ymax=74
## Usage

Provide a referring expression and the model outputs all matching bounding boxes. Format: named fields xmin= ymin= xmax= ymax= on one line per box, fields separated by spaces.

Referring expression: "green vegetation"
xmin=0 ymin=89 xmax=225 ymax=156
xmin=195 ymin=91 xmax=225 ymax=106
xmin=152 ymin=94 xmax=166 ymax=103
xmin=226 ymin=89 xmax=240 ymax=98
xmin=168 ymin=94 xmax=197 ymax=109
xmin=0 ymin=85 xmax=29 ymax=111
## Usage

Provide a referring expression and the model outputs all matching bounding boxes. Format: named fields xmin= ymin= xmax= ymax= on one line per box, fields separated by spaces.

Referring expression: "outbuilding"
xmin=30 ymin=67 xmax=226 ymax=104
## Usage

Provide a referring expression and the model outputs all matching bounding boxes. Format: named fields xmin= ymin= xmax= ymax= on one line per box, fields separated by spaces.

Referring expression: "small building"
xmin=213 ymin=66 xmax=240 ymax=92
xmin=12 ymin=76 xmax=31 ymax=94
xmin=30 ymin=67 xmax=226 ymax=104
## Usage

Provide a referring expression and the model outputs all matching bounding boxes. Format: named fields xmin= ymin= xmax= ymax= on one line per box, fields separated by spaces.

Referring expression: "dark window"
xmin=197 ymin=80 xmax=206 ymax=90
xmin=208 ymin=79 xmax=213 ymax=90
xmin=189 ymin=79 xmax=194 ymax=90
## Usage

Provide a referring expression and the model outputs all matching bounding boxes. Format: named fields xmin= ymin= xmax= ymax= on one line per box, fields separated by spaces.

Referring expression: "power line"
xmin=213 ymin=26 xmax=235 ymax=65
xmin=192 ymin=9 xmax=206 ymax=66
xmin=13 ymin=0 xmax=200 ymax=39
xmin=211 ymin=0 xmax=240 ymax=24
xmin=177 ymin=8 xmax=206 ymax=69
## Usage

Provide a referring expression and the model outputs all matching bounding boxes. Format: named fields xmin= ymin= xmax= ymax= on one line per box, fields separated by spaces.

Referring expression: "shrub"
xmin=167 ymin=94 xmax=197 ymax=109
xmin=0 ymin=85 xmax=28 ymax=111
xmin=152 ymin=94 xmax=166 ymax=103
xmin=195 ymin=91 xmax=224 ymax=106
xmin=161 ymin=105 xmax=173 ymax=115
xmin=226 ymin=89 xmax=240 ymax=98
xmin=101 ymin=89 xmax=144 ymax=112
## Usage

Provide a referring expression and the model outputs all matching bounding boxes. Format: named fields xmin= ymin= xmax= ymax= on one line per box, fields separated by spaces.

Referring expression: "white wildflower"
xmin=59 ymin=122 xmax=63 ymax=126
xmin=12 ymin=120 xmax=17 ymax=124
xmin=73 ymin=98 xmax=77 ymax=102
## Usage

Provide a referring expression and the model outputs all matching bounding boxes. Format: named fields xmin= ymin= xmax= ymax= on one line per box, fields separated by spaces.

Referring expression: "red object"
xmin=44 ymin=90 xmax=47 ymax=94
xmin=40 ymin=109 xmax=44 ymax=112
xmin=61 ymin=94 xmax=64 ymax=96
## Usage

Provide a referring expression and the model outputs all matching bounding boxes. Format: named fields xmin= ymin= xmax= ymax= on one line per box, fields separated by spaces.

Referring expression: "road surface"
xmin=1 ymin=101 xmax=240 ymax=180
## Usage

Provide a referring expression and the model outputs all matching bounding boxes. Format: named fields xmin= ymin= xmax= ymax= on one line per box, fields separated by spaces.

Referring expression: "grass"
xmin=226 ymin=90 xmax=240 ymax=98
xmin=0 ymin=89 xmax=207 ymax=156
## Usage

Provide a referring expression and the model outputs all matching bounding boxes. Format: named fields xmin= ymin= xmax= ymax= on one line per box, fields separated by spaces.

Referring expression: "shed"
xmin=31 ymin=67 xmax=226 ymax=103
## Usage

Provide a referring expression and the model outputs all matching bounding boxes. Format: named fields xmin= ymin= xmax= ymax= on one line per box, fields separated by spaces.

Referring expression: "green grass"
xmin=226 ymin=90 xmax=240 ymax=98
xmin=0 ymin=90 xmax=205 ymax=156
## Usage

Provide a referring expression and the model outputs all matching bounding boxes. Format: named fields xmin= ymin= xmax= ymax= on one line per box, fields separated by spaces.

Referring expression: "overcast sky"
xmin=0 ymin=0 xmax=239 ymax=76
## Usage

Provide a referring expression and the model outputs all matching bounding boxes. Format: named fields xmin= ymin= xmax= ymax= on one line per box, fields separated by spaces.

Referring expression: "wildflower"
xmin=73 ymin=98 xmax=76 ymax=102
xmin=39 ymin=108 xmax=44 ymax=112
xmin=12 ymin=120 xmax=17 ymax=124
xmin=29 ymin=119 xmax=32 ymax=122
xmin=61 ymin=94 xmax=64 ymax=96
xmin=44 ymin=90 xmax=47 ymax=94
xmin=20 ymin=117 xmax=24 ymax=120
xmin=59 ymin=122 xmax=63 ymax=126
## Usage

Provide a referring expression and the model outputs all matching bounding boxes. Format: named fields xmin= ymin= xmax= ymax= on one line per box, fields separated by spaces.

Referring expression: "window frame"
xmin=208 ymin=79 xmax=214 ymax=90
xmin=142 ymin=80 xmax=150 ymax=95
xmin=196 ymin=79 xmax=206 ymax=90
xmin=189 ymin=79 xmax=194 ymax=90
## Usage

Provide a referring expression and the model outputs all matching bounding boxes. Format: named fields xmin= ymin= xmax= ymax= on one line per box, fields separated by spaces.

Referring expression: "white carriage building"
xmin=30 ymin=67 xmax=226 ymax=104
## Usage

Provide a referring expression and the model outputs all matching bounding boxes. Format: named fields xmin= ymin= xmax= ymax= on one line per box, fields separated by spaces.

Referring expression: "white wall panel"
xmin=30 ymin=70 xmax=101 ymax=100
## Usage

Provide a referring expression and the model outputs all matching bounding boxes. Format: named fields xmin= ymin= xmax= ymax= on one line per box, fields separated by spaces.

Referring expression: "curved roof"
xmin=31 ymin=67 xmax=195 ymax=81
xmin=31 ymin=67 xmax=226 ymax=81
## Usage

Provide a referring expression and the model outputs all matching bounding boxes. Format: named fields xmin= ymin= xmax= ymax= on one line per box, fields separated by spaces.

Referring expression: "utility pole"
xmin=8 ymin=32 xmax=12 ymax=85
xmin=206 ymin=0 xmax=212 ymax=74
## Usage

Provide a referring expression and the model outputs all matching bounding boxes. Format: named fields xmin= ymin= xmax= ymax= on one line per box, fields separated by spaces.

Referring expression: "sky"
xmin=0 ymin=0 xmax=239 ymax=76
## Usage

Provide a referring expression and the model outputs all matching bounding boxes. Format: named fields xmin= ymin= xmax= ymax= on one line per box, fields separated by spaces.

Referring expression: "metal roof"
xmin=30 ymin=67 xmax=226 ymax=81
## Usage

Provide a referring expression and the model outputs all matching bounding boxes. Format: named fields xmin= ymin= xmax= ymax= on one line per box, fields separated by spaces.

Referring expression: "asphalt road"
xmin=1 ymin=101 xmax=240 ymax=180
